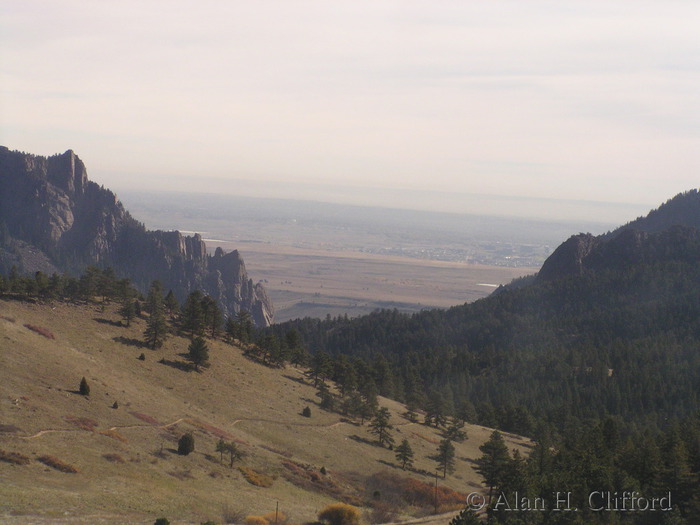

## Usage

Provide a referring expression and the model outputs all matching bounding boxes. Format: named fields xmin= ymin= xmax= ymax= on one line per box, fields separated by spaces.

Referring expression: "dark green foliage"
xmin=395 ymin=439 xmax=414 ymax=470
xmin=201 ymin=295 xmax=222 ymax=339
xmin=475 ymin=431 xmax=510 ymax=496
xmin=369 ymin=407 xmax=394 ymax=448
xmin=444 ymin=420 xmax=467 ymax=442
xmin=435 ymin=438 xmax=455 ymax=479
xmin=448 ymin=508 xmax=481 ymax=525
xmin=187 ymin=336 xmax=209 ymax=371
xmin=138 ymin=353 xmax=145 ymax=361
xmin=181 ymin=290 xmax=205 ymax=338
xmin=216 ymin=439 xmax=243 ymax=468
xmin=302 ymin=406 xmax=312 ymax=417
xmin=118 ymin=298 xmax=136 ymax=327
xmin=164 ymin=290 xmax=179 ymax=317
xmin=154 ymin=519 xmax=170 ymax=525
xmin=79 ymin=377 xmax=90 ymax=396
xmin=177 ymin=433 xmax=195 ymax=455
xmin=143 ymin=306 xmax=167 ymax=349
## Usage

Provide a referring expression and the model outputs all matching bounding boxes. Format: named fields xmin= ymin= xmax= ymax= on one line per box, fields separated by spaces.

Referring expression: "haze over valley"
xmin=118 ymin=190 xmax=627 ymax=321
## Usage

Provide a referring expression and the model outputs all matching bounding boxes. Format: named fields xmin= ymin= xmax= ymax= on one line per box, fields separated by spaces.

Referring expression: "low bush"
xmin=239 ymin=466 xmax=274 ymax=487
xmin=102 ymin=453 xmax=126 ymax=463
xmin=37 ymin=455 xmax=78 ymax=473
xmin=318 ymin=503 xmax=361 ymax=525
xmin=24 ymin=323 xmax=54 ymax=339
xmin=0 ymin=449 xmax=31 ymax=465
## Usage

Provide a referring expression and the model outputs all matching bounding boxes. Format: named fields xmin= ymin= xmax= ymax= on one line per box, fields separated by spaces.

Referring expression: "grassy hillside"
xmin=0 ymin=299 xmax=530 ymax=525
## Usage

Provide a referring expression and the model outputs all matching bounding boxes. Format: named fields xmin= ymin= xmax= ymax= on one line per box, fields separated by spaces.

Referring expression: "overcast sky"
xmin=2 ymin=1 xmax=699 ymax=219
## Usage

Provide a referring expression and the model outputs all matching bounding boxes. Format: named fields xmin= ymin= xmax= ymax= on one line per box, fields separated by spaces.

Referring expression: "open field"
xmin=211 ymin=240 xmax=537 ymax=322
xmin=0 ymin=299 xmax=531 ymax=524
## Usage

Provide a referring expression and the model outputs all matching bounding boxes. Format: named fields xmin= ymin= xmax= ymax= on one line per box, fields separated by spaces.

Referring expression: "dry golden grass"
xmin=0 ymin=299 xmax=531 ymax=524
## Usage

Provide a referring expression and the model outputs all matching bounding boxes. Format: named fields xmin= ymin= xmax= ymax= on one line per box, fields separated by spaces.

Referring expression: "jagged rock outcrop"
xmin=536 ymin=189 xmax=700 ymax=284
xmin=0 ymin=146 xmax=274 ymax=326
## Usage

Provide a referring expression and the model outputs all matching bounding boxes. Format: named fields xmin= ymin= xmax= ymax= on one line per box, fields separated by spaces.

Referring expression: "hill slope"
xmin=0 ymin=299 xmax=529 ymax=524
xmin=273 ymin=190 xmax=700 ymax=435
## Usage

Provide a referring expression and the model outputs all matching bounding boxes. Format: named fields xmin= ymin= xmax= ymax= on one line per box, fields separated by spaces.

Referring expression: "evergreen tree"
xmin=448 ymin=508 xmax=481 ymax=525
xmin=201 ymin=295 xmax=222 ymax=339
xmin=79 ymin=377 xmax=90 ymax=396
xmin=395 ymin=439 xmax=414 ymax=470
xmin=235 ymin=309 xmax=253 ymax=343
xmin=143 ymin=304 xmax=168 ymax=349
xmin=307 ymin=351 xmax=333 ymax=387
xmin=164 ymin=290 xmax=179 ymax=317
xmin=118 ymin=297 xmax=136 ymax=327
xmin=475 ymin=431 xmax=511 ymax=497
xmin=187 ymin=336 xmax=209 ymax=371
xmin=435 ymin=438 xmax=456 ymax=478
xmin=181 ymin=290 xmax=205 ymax=338
xmin=444 ymin=420 xmax=467 ymax=442
xmin=369 ymin=407 xmax=394 ymax=448
xmin=178 ymin=433 xmax=195 ymax=455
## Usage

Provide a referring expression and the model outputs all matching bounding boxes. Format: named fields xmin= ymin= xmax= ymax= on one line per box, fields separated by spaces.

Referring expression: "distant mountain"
xmin=0 ymin=146 xmax=273 ymax=325
xmin=273 ymin=190 xmax=700 ymax=433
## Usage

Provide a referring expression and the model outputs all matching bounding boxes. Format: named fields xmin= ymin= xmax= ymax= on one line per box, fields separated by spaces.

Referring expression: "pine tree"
xmin=143 ymin=305 xmax=168 ymax=349
xmin=435 ymin=438 xmax=456 ymax=478
xmin=118 ymin=297 xmax=136 ymax=327
xmin=235 ymin=309 xmax=253 ymax=343
xmin=201 ymin=295 xmax=222 ymax=339
xmin=187 ymin=336 xmax=209 ymax=371
xmin=475 ymin=431 xmax=511 ymax=497
xmin=448 ymin=508 xmax=481 ymax=525
xmin=369 ymin=407 xmax=394 ymax=448
xmin=178 ymin=433 xmax=195 ymax=455
xmin=79 ymin=376 xmax=90 ymax=396
xmin=164 ymin=290 xmax=179 ymax=317
xmin=395 ymin=439 xmax=414 ymax=470
xmin=181 ymin=290 xmax=204 ymax=338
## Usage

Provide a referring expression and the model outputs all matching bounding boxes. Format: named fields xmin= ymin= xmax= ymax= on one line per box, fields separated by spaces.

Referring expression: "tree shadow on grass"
xmin=158 ymin=358 xmax=193 ymax=373
xmin=283 ymin=374 xmax=309 ymax=385
xmin=93 ymin=317 xmax=122 ymax=327
xmin=349 ymin=434 xmax=383 ymax=448
xmin=113 ymin=336 xmax=146 ymax=348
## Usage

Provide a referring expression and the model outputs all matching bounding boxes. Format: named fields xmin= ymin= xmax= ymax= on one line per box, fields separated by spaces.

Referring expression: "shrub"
xmin=154 ymin=519 xmax=170 ymax=525
xmin=0 ymin=449 xmax=31 ymax=465
xmin=222 ymin=506 xmax=247 ymax=524
xmin=102 ymin=453 xmax=126 ymax=464
xmin=24 ymin=323 xmax=55 ymax=339
xmin=178 ymin=433 xmax=195 ymax=455
xmin=79 ymin=377 xmax=90 ymax=396
xmin=138 ymin=353 xmax=146 ymax=360
xmin=112 ymin=401 xmax=119 ymax=409
xmin=302 ymin=406 xmax=312 ymax=417
xmin=318 ymin=503 xmax=361 ymax=525
xmin=261 ymin=511 xmax=287 ymax=524
xmin=37 ymin=455 xmax=78 ymax=473
xmin=239 ymin=466 xmax=274 ymax=487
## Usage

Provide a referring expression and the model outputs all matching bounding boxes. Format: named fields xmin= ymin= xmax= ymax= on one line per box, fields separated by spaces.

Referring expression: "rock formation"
xmin=0 ymin=146 xmax=274 ymax=326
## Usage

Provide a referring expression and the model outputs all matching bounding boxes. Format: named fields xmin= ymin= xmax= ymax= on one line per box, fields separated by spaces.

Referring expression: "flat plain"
xmin=211 ymin=240 xmax=537 ymax=321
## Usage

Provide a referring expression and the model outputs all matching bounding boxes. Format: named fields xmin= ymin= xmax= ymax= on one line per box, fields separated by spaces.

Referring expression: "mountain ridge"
xmin=0 ymin=146 xmax=274 ymax=326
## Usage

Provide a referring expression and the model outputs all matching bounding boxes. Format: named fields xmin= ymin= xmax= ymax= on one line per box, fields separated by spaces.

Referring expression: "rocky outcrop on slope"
xmin=0 ymin=146 xmax=273 ymax=325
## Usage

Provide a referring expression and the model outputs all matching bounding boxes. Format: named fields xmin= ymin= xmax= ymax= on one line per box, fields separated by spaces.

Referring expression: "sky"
xmin=1 ymin=1 xmax=699 ymax=221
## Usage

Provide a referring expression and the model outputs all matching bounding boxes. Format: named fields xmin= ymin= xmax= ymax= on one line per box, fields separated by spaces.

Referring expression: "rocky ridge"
xmin=0 ymin=146 xmax=273 ymax=326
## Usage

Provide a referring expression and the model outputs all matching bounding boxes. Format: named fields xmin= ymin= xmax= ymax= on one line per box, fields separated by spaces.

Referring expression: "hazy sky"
xmin=2 ymin=1 xmax=699 ymax=218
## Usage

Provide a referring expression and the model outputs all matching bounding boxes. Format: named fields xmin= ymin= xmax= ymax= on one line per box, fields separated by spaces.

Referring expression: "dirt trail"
xmin=15 ymin=413 xmax=354 ymax=440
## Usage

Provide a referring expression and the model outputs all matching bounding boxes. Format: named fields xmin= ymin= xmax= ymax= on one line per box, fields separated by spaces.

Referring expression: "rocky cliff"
xmin=536 ymin=190 xmax=700 ymax=285
xmin=0 ymin=146 xmax=274 ymax=326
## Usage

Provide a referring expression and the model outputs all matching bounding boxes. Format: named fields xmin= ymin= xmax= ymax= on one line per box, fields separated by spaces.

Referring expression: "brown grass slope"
xmin=0 ymin=300 xmax=531 ymax=525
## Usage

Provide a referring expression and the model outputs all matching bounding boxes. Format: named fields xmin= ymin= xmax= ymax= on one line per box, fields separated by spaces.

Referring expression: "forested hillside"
xmin=273 ymin=193 xmax=700 ymax=437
